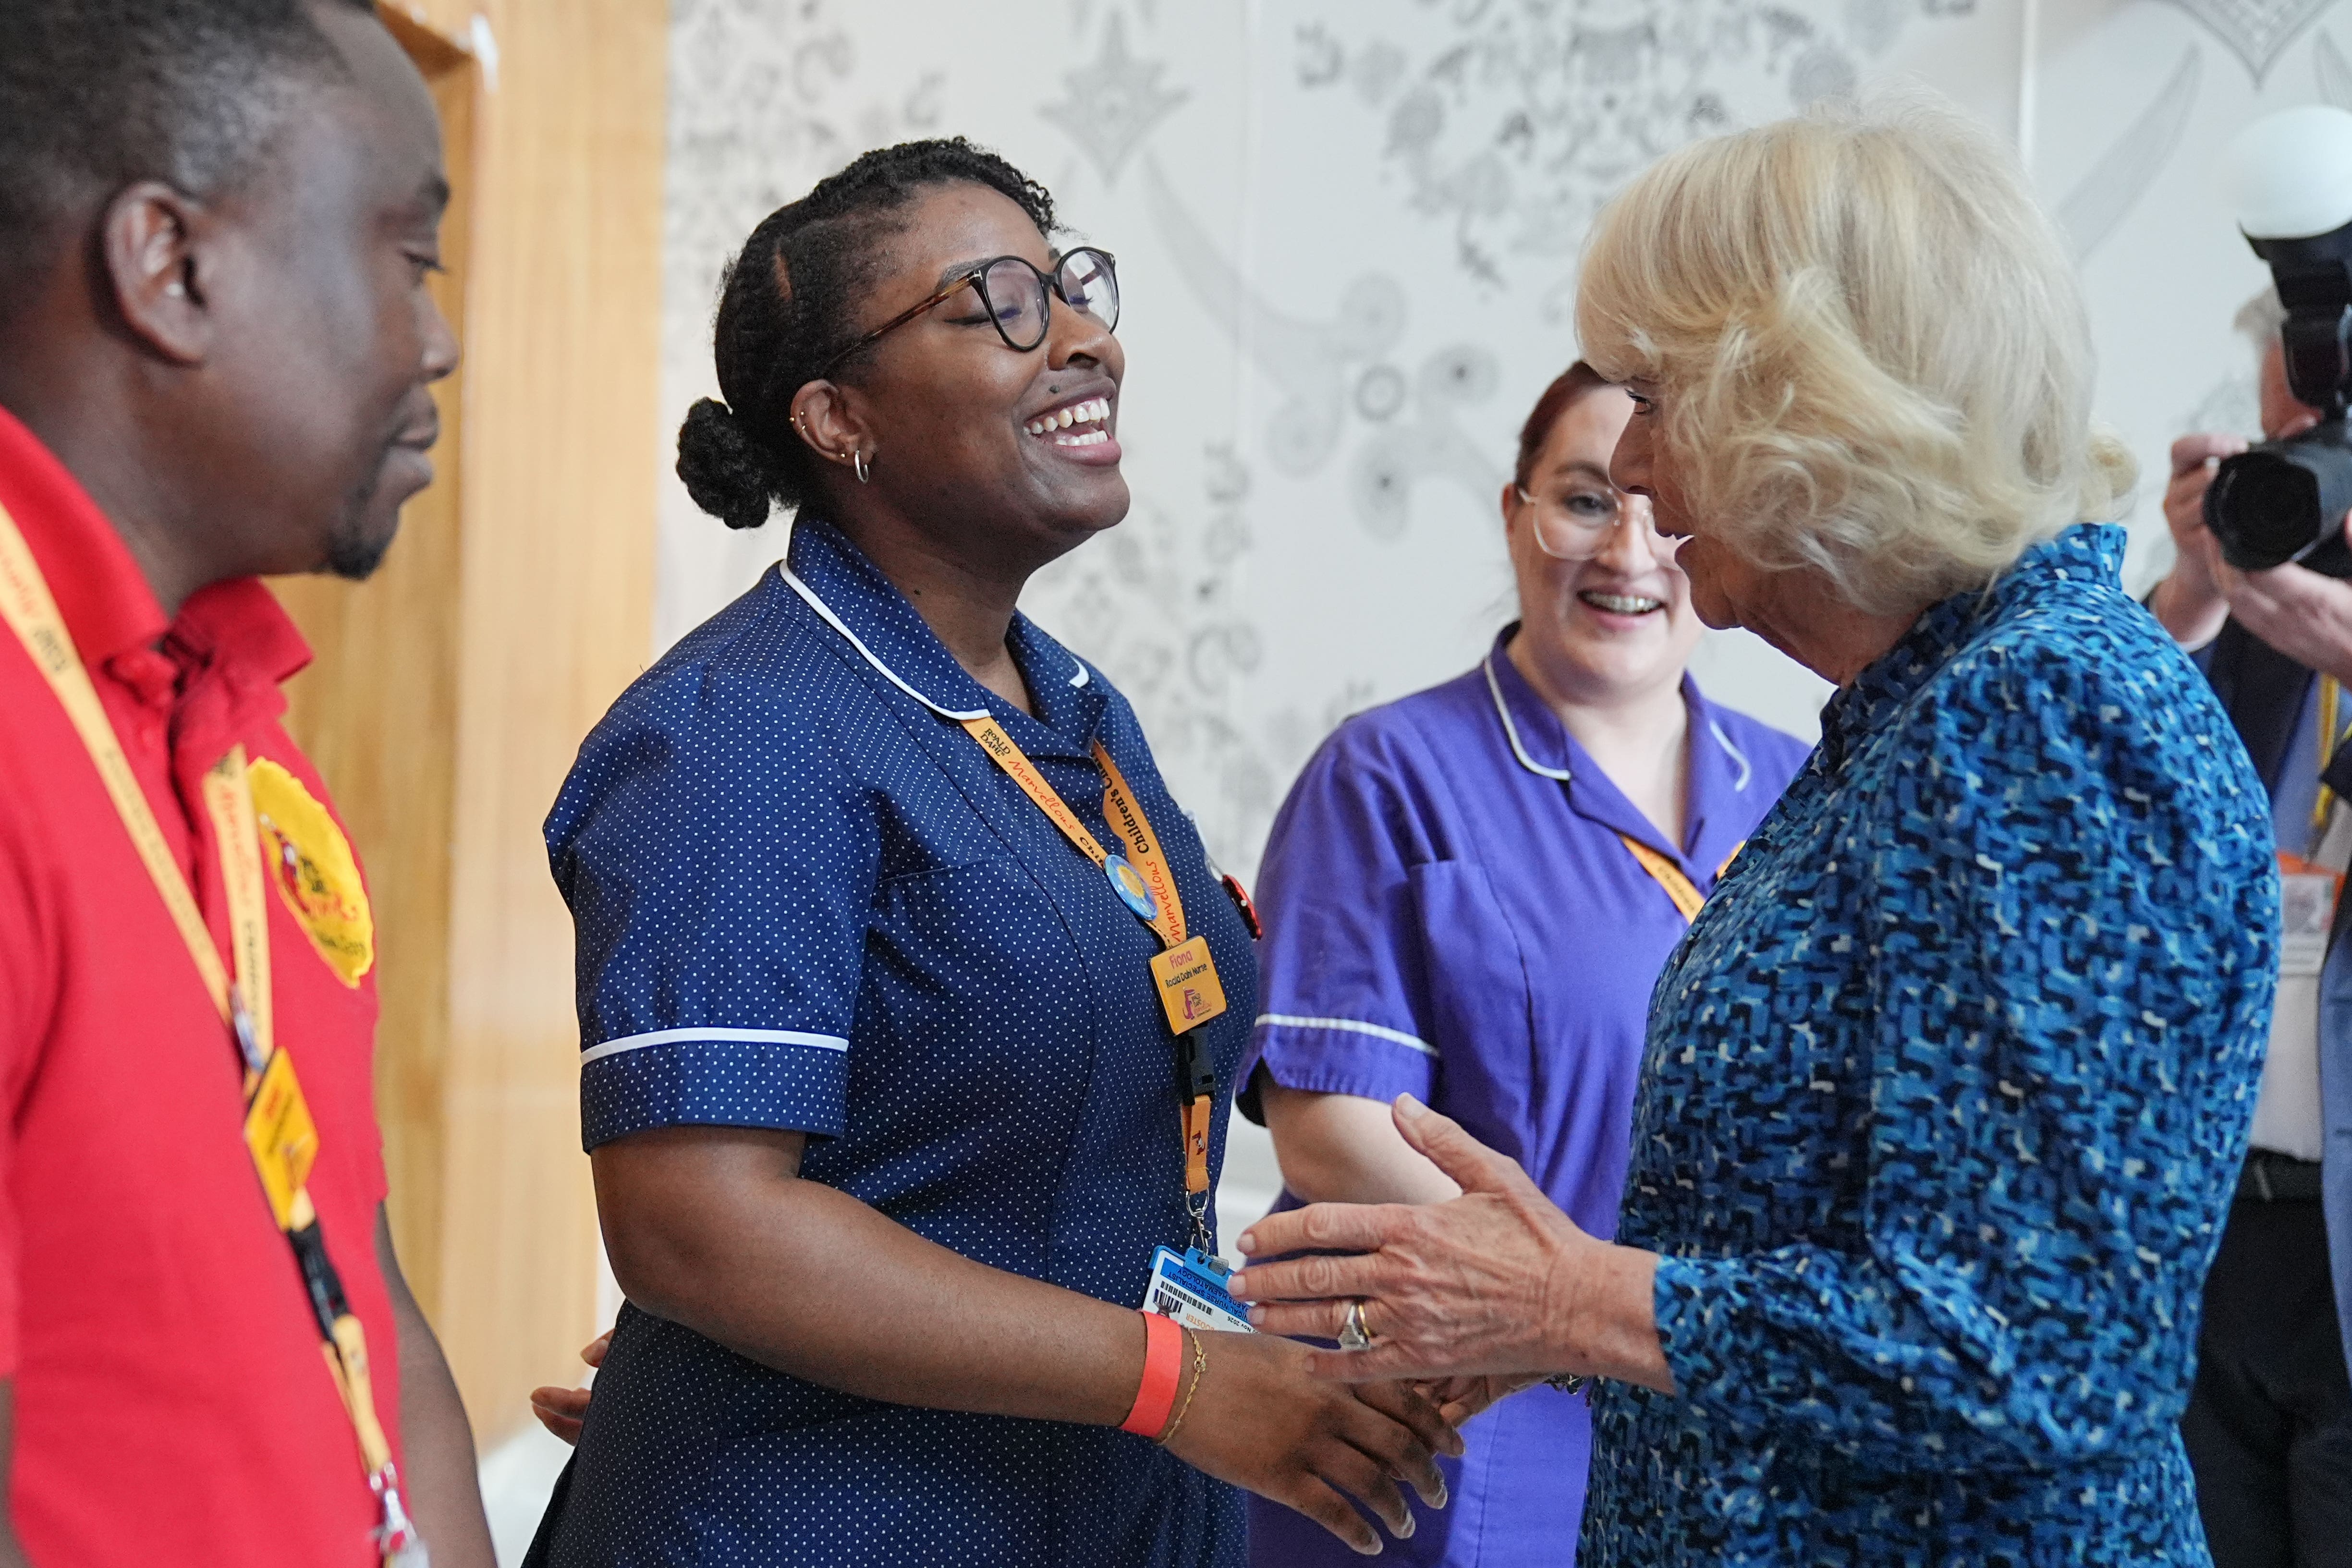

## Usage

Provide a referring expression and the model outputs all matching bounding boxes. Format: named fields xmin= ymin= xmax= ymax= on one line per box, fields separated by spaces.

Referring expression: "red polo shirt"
xmin=0 ymin=407 xmax=398 ymax=1566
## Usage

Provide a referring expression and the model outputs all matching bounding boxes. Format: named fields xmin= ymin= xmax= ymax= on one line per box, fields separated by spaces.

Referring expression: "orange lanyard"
xmin=2316 ymin=676 xmax=2346 ymax=840
xmin=962 ymin=718 xmax=1226 ymax=1232
xmin=1618 ymin=836 xmax=1704 ymax=921
xmin=0 ymin=502 xmax=422 ymax=1566
xmin=1617 ymin=835 xmax=1745 ymax=924
xmin=963 ymin=718 xmax=1189 ymax=948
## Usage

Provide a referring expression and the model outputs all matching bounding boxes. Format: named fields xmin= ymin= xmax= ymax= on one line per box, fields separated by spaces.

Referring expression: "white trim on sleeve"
xmin=579 ymin=1026 xmax=851 ymax=1066
xmin=1253 ymin=1013 xmax=1438 ymax=1058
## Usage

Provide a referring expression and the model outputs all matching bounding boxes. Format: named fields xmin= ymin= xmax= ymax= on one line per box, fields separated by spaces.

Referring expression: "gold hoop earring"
xmin=853 ymin=450 xmax=871 ymax=485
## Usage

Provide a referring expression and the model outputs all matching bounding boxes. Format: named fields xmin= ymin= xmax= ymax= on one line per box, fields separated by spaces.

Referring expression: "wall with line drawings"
xmin=656 ymin=0 xmax=2352 ymax=883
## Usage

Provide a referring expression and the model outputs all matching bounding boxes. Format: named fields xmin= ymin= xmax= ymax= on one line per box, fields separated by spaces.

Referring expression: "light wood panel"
xmin=276 ymin=12 xmax=475 ymax=1323
xmin=382 ymin=0 xmax=480 ymax=55
xmin=272 ymin=0 xmax=665 ymax=1446
xmin=435 ymin=0 xmax=665 ymax=1443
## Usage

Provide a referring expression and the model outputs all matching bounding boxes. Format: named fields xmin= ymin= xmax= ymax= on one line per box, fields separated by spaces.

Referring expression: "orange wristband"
xmin=1120 ymin=1310 xmax=1183 ymax=1438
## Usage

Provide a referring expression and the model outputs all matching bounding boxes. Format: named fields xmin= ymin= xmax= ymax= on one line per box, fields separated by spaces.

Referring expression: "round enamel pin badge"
xmin=1105 ymin=854 xmax=1160 ymax=922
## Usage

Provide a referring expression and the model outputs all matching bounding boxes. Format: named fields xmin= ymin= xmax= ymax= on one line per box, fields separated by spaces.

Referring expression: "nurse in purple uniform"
xmin=1234 ymin=363 xmax=1809 ymax=1567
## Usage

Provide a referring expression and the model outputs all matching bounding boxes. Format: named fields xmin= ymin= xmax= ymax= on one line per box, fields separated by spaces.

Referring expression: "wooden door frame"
xmin=273 ymin=0 xmax=665 ymax=1446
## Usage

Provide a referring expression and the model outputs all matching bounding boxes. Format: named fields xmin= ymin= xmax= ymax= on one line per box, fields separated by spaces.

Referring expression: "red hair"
xmin=1512 ymin=361 xmax=1613 ymax=488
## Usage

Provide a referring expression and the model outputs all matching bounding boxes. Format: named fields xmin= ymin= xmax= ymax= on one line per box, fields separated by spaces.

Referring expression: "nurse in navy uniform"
xmin=525 ymin=139 xmax=1454 ymax=1568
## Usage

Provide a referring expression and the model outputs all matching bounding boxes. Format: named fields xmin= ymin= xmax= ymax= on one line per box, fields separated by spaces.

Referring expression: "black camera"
xmin=2206 ymin=109 xmax=2352 ymax=578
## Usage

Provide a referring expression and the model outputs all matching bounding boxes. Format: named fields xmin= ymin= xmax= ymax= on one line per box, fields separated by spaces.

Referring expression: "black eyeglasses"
xmin=820 ymin=247 xmax=1120 ymax=376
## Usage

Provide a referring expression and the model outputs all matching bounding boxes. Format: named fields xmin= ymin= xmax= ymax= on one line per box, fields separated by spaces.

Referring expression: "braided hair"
xmin=675 ymin=137 xmax=1057 ymax=531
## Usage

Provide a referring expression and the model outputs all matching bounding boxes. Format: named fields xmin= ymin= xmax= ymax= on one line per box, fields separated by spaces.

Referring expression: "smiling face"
xmin=195 ymin=3 xmax=457 ymax=580
xmin=1506 ymin=384 xmax=1700 ymax=704
xmin=813 ymin=181 xmax=1128 ymax=575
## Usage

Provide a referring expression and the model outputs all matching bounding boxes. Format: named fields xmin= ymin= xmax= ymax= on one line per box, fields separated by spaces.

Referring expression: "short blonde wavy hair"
xmin=1575 ymin=96 xmax=2136 ymax=616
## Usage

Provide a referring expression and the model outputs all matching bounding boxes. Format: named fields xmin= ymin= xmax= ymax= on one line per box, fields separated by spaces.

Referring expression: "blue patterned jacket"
xmin=1580 ymin=524 xmax=2279 ymax=1567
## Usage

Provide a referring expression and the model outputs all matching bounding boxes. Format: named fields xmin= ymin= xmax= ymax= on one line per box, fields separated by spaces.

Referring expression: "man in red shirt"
xmin=0 ymin=2 xmax=494 ymax=1564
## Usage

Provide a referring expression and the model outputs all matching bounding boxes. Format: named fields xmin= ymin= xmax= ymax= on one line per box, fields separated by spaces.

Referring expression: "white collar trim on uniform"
xmin=780 ymin=562 xmax=1093 ymax=720
xmin=779 ymin=563 xmax=992 ymax=721
xmin=1708 ymin=718 xmax=1754 ymax=791
xmin=1483 ymin=650 xmax=1752 ymax=790
xmin=1483 ymin=653 xmax=1574 ymax=782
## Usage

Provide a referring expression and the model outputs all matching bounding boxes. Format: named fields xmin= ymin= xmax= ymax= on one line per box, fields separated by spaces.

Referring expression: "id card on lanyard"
xmin=0 ymin=503 xmax=425 ymax=1566
xmin=2280 ymin=854 xmax=2339 ymax=979
xmin=961 ymin=716 xmax=1231 ymax=1252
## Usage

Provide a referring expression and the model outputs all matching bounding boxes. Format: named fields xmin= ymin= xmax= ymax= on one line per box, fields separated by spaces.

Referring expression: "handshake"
xmin=529 ymin=1322 xmax=1473 ymax=1554
xmin=525 ymin=1098 xmax=1611 ymax=1558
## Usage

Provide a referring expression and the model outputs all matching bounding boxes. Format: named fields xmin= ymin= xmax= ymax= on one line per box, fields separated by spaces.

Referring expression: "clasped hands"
xmin=526 ymin=1097 xmax=1675 ymax=1556
xmin=1229 ymin=1094 xmax=1675 ymax=1408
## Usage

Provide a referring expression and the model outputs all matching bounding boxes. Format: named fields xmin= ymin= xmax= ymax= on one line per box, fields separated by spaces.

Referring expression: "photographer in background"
xmin=2152 ymin=283 xmax=2352 ymax=1564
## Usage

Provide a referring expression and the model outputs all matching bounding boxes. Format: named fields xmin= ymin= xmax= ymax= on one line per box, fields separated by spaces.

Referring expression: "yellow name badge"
xmin=1148 ymin=936 xmax=1228 ymax=1037
xmin=243 ymin=1049 xmax=321 ymax=1231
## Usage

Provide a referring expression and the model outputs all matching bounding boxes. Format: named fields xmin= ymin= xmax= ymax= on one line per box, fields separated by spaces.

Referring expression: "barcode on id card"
xmin=1152 ymin=1280 xmax=1251 ymax=1333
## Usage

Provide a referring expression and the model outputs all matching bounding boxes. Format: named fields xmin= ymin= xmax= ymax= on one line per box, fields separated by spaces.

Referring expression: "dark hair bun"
xmin=676 ymin=398 xmax=778 ymax=531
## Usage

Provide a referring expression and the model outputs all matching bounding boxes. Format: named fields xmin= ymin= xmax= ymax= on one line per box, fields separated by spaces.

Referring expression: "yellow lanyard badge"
xmin=2316 ymin=675 xmax=2348 ymax=840
xmin=962 ymin=717 xmax=1226 ymax=1224
xmin=962 ymin=718 xmax=1228 ymax=1037
xmin=0 ymin=502 xmax=422 ymax=1566
xmin=197 ymin=749 xmax=323 ymax=1226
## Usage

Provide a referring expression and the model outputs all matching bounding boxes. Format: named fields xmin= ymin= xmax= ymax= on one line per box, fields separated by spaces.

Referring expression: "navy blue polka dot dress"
xmin=530 ymin=519 xmax=1255 ymax=1568
xmin=1579 ymin=525 xmax=2280 ymax=1566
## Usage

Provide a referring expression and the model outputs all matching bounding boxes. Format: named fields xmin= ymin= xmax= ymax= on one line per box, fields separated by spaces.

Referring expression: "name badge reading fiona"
xmin=1148 ymin=936 xmax=1227 ymax=1036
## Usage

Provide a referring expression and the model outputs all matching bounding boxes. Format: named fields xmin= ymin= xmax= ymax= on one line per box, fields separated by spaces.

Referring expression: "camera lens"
xmin=2209 ymin=450 xmax=2321 ymax=570
xmin=2206 ymin=433 xmax=2352 ymax=573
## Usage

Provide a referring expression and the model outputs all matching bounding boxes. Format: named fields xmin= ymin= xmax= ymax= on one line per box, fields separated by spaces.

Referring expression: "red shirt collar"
xmin=0 ymin=403 xmax=310 ymax=691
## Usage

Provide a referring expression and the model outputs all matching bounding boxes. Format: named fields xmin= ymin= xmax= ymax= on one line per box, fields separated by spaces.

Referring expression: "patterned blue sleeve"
xmin=1651 ymin=631 xmax=2278 ymax=1470
xmin=546 ymin=659 xmax=877 ymax=1150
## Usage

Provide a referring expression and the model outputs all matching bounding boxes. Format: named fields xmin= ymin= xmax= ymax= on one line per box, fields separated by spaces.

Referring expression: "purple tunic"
xmin=1235 ymin=630 xmax=1808 ymax=1568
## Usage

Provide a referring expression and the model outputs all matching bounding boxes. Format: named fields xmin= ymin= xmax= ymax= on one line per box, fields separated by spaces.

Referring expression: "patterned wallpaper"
xmin=656 ymin=0 xmax=2352 ymax=879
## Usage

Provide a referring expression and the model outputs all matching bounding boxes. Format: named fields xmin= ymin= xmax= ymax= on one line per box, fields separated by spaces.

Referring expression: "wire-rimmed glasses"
xmin=821 ymin=247 xmax=1119 ymax=376
xmin=1511 ymin=482 xmax=1660 ymax=560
